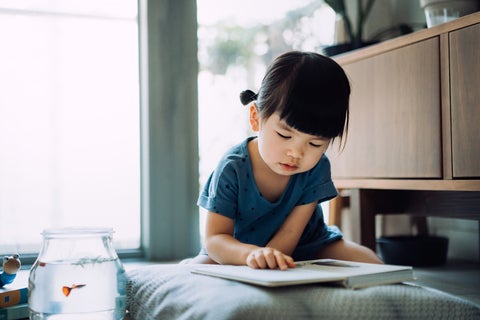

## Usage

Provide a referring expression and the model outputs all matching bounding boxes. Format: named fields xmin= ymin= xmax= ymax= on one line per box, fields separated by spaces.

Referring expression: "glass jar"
xmin=29 ymin=227 xmax=127 ymax=320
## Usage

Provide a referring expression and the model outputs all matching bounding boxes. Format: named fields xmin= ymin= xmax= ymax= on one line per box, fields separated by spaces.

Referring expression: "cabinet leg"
xmin=329 ymin=193 xmax=343 ymax=227
xmin=349 ymin=189 xmax=377 ymax=251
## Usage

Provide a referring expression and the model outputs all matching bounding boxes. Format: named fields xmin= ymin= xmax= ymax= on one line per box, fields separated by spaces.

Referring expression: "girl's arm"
xmin=205 ymin=211 xmax=295 ymax=270
xmin=267 ymin=202 xmax=317 ymax=256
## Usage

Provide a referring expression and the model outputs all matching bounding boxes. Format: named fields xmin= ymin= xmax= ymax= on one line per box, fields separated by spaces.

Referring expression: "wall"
xmin=428 ymin=218 xmax=479 ymax=262
xmin=365 ymin=0 xmax=426 ymax=40
xmin=140 ymin=0 xmax=200 ymax=261
xmin=341 ymin=0 xmax=427 ymax=43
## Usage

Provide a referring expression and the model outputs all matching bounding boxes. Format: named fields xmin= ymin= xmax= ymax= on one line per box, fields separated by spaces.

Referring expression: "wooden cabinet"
xmin=329 ymin=13 xmax=480 ymax=184
xmin=329 ymin=38 xmax=442 ymax=178
xmin=326 ymin=13 xmax=480 ymax=251
xmin=449 ymin=22 xmax=480 ymax=178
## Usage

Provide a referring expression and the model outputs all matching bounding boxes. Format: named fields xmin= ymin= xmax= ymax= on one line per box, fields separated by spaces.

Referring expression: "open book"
xmin=192 ymin=259 xmax=414 ymax=289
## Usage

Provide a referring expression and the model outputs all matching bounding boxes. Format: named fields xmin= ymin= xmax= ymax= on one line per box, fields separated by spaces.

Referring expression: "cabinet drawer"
xmin=330 ymin=37 xmax=442 ymax=178
xmin=450 ymin=23 xmax=480 ymax=178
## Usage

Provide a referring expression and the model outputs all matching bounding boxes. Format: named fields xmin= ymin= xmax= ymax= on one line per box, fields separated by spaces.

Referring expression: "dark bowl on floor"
xmin=377 ymin=235 xmax=449 ymax=266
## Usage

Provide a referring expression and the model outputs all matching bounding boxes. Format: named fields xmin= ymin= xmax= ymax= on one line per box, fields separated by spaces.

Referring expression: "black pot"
xmin=321 ymin=41 xmax=379 ymax=57
xmin=377 ymin=235 xmax=449 ymax=267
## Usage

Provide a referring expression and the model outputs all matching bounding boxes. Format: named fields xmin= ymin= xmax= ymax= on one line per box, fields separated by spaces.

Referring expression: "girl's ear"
xmin=249 ymin=104 xmax=260 ymax=132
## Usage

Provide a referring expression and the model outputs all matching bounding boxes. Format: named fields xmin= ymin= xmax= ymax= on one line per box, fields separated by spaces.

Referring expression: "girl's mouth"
xmin=280 ymin=163 xmax=298 ymax=171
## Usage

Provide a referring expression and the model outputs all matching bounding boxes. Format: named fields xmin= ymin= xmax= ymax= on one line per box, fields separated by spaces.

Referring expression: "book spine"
xmin=0 ymin=303 xmax=29 ymax=320
xmin=0 ymin=288 xmax=28 ymax=308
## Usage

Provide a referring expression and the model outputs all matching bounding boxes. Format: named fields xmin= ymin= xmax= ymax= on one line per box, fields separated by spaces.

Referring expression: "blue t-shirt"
xmin=198 ymin=137 xmax=342 ymax=260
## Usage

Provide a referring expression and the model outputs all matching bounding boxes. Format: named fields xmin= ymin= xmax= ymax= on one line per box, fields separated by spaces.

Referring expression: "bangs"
xmin=281 ymin=100 xmax=348 ymax=138
xmin=279 ymin=55 xmax=350 ymax=138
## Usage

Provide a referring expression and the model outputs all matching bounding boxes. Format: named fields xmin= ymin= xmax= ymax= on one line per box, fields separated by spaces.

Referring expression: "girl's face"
xmin=250 ymin=106 xmax=330 ymax=176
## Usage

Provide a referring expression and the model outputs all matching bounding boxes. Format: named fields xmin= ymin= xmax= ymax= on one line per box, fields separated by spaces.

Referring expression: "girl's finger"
xmin=285 ymin=255 xmax=296 ymax=268
xmin=273 ymin=251 xmax=288 ymax=270
xmin=254 ymin=251 xmax=267 ymax=269
xmin=246 ymin=252 xmax=259 ymax=269
xmin=264 ymin=251 xmax=280 ymax=269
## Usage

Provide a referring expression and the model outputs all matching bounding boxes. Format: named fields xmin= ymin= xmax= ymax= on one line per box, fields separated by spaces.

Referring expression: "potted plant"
xmin=323 ymin=0 xmax=376 ymax=56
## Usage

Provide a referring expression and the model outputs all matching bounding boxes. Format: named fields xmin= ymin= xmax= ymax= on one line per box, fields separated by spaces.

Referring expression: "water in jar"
xmin=29 ymin=257 xmax=126 ymax=320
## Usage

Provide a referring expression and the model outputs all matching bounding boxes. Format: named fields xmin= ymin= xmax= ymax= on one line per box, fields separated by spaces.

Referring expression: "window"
xmin=0 ymin=1 xmax=140 ymax=257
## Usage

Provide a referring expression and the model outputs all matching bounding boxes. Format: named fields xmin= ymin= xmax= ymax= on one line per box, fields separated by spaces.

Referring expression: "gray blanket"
xmin=126 ymin=264 xmax=480 ymax=319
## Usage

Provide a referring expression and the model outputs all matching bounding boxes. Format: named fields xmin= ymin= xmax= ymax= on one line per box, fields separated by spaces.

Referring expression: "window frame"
xmin=138 ymin=0 xmax=200 ymax=261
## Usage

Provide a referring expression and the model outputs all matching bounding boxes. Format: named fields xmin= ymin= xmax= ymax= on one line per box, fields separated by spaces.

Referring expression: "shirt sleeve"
xmin=297 ymin=154 xmax=338 ymax=205
xmin=197 ymin=160 xmax=239 ymax=219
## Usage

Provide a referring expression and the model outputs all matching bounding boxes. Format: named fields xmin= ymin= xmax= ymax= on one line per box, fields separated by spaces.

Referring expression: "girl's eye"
xmin=309 ymin=142 xmax=322 ymax=148
xmin=276 ymin=132 xmax=290 ymax=139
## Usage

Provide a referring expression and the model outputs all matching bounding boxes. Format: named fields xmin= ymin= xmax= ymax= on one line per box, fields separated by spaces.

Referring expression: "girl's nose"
xmin=286 ymin=146 xmax=303 ymax=159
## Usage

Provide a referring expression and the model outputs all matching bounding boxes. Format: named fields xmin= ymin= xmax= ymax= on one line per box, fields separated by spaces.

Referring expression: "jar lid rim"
xmin=42 ymin=227 xmax=114 ymax=236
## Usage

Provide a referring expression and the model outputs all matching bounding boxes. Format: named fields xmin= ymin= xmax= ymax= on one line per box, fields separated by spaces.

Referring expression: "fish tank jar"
xmin=29 ymin=227 xmax=127 ymax=320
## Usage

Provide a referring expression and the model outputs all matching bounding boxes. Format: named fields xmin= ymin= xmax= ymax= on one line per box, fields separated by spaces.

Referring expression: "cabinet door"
xmin=450 ymin=23 xmax=480 ymax=178
xmin=330 ymin=38 xmax=442 ymax=178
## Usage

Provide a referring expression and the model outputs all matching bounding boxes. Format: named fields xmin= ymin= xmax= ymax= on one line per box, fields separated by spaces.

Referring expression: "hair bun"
xmin=239 ymin=90 xmax=258 ymax=105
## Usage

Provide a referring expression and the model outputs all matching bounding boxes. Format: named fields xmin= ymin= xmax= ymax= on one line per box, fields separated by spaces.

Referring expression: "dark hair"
xmin=240 ymin=51 xmax=350 ymax=146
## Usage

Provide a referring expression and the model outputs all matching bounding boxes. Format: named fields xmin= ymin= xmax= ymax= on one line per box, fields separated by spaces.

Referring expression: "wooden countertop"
xmin=334 ymin=11 xmax=480 ymax=64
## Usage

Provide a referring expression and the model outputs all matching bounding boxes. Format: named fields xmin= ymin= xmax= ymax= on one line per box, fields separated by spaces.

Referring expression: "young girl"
xmin=190 ymin=51 xmax=382 ymax=270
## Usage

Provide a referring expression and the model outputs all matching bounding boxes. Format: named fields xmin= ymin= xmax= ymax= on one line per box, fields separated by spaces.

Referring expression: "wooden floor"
xmin=412 ymin=260 xmax=480 ymax=307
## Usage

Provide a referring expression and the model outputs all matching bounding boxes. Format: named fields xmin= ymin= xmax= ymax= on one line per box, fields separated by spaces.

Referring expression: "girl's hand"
xmin=246 ymin=247 xmax=295 ymax=271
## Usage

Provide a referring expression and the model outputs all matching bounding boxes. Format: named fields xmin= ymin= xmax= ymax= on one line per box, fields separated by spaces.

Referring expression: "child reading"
xmin=189 ymin=51 xmax=382 ymax=270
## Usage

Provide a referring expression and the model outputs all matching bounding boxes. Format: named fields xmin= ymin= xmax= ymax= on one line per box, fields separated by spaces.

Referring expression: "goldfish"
xmin=62 ymin=284 xmax=86 ymax=297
